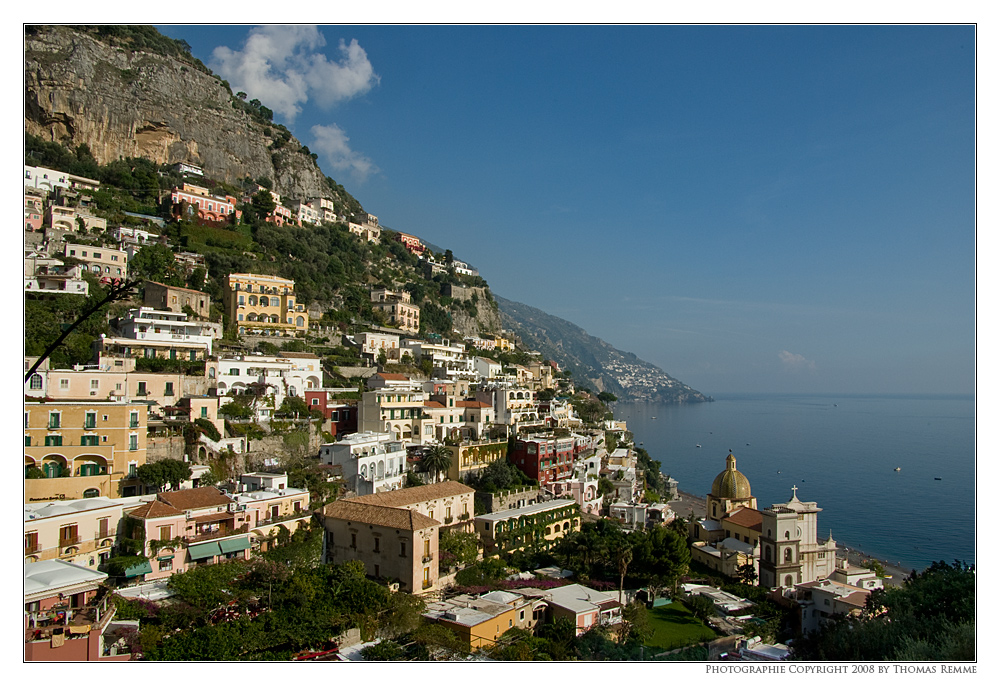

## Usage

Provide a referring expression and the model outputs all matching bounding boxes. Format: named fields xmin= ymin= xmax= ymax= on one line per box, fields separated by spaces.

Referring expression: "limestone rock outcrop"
xmin=25 ymin=26 xmax=332 ymax=203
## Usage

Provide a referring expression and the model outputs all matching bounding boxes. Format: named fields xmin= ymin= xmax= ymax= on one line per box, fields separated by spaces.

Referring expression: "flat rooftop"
xmin=476 ymin=498 xmax=576 ymax=522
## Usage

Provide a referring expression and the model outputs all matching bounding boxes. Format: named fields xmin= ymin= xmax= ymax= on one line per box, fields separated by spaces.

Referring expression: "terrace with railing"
xmin=25 ymin=586 xmax=115 ymax=644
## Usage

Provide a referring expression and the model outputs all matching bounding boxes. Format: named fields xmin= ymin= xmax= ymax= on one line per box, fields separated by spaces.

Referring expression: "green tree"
xmin=617 ymin=601 xmax=653 ymax=646
xmin=131 ymin=243 xmax=181 ymax=284
xmin=187 ymin=266 xmax=206 ymax=291
xmin=251 ymin=188 xmax=277 ymax=217
xmin=686 ymin=594 xmax=716 ymax=622
xmin=439 ymin=529 xmax=480 ymax=567
xmin=220 ymin=400 xmax=253 ymax=419
xmin=135 ymin=462 xmax=169 ymax=492
xmin=360 ymin=640 xmax=405 ymax=661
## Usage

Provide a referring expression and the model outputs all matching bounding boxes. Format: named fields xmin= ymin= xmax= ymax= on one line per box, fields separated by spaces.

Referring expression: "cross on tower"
xmin=790 ymin=484 xmax=798 ymax=499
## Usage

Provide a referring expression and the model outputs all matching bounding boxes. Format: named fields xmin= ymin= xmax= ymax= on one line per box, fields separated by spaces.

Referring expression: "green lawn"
xmin=643 ymin=603 xmax=718 ymax=652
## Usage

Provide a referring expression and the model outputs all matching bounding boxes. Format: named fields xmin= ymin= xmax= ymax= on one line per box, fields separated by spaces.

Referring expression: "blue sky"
xmin=157 ymin=25 xmax=975 ymax=395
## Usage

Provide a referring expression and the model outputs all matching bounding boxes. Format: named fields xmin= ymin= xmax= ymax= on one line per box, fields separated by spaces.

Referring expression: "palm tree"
xmin=616 ymin=544 xmax=633 ymax=606
xmin=421 ymin=445 xmax=452 ymax=483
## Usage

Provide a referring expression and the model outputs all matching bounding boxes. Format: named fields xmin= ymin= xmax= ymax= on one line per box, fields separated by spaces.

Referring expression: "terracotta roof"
xmin=348 ymin=481 xmax=475 ymax=508
xmin=158 ymin=486 xmax=232 ymax=511
xmin=457 ymin=400 xmax=490 ymax=408
xmin=723 ymin=507 xmax=763 ymax=531
xmin=126 ymin=500 xmax=184 ymax=519
xmin=378 ymin=373 xmax=410 ymax=381
xmin=322 ymin=500 xmax=439 ymax=530
xmin=424 ymin=401 xmax=446 ymax=408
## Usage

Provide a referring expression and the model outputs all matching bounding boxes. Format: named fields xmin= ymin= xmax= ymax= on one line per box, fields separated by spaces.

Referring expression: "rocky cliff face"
xmin=24 ymin=26 xmax=331 ymax=203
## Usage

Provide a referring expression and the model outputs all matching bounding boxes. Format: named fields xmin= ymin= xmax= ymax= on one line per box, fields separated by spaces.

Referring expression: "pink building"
xmin=25 ymin=195 xmax=44 ymax=231
xmin=396 ymin=232 xmax=425 ymax=254
xmin=24 ymin=560 xmax=132 ymax=661
xmin=124 ymin=487 xmax=253 ymax=580
xmin=170 ymin=184 xmax=240 ymax=224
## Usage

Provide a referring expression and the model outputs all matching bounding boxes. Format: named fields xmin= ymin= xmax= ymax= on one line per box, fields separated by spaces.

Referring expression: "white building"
xmin=25 ymin=165 xmax=100 ymax=193
xmin=212 ymin=353 xmax=323 ymax=419
xmin=319 ymin=432 xmax=407 ymax=496
xmin=25 ymin=253 xmax=90 ymax=296
xmin=115 ymin=308 xmax=216 ymax=355
xmin=473 ymin=356 xmax=502 ymax=380
xmin=291 ymin=200 xmax=321 ymax=226
xmin=354 ymin=332 xmax=402 ymax=362
xmin=113 ymin=226 xmax=159 ymax=248
xmin=609 ymin=501 xmax=649 ymax=530
xmin=308 ymin=197 xmax=339 ymax=224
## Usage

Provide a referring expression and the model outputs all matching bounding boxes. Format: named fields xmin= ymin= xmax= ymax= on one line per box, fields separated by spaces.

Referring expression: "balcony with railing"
xmin=252 ymin=510 xmax=311 ymax=529
xmin=182 ymin=523 xmax=249 ymax=545
xmin=421 ymin=554 xmax=434 ymax=564
xmin=25 ymin=586 xmax=115 ymax=644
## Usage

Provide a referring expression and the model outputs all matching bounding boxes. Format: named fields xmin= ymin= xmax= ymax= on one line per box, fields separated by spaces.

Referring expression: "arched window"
xmin=247 ymin=313 xmax=258 ymax=322
xmin=784 ymin=575 xmax=793 ymax=587
xmin=784 ymin=548 xmax=793 ymax=562
xmin=296 ymin=316 xmax=304 ymax=327
xmin=29 ymin=374 xmax=42 ymax=390
xmin=784 ymin=531 xmax=790 ymax=540
xmin=83 ymin=488 xmax=100 ymax=498
xmin=248 ymin=295 xmax=258 ymax=306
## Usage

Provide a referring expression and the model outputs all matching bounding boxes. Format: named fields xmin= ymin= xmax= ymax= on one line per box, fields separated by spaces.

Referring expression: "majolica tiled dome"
xmin=711 ymin=453 xmax=752 ymax=500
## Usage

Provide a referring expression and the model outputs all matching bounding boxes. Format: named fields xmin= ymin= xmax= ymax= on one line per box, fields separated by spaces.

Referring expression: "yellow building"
xmin=446 ymin=440 xmax=508 ymax=483
xmin=24 ymin=401 xmax=147 ymax=502
xmin=224 ymin=273 xmax=309 ymax=337
xmin=422 ymin=594 xmax=519 ymax=650
xmin=475 ymin=499 xmax=580 ymax=555
xmin=370 ymin=288 xmax=420 ymax=334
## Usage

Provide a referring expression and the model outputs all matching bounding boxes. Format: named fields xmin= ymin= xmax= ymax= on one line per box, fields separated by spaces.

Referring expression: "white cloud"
xmin=310 ymin=124 xmax=379 ymax=181
xmin=778 ymin=350 xmax=816 ymax=372
xmin=210 ymin=26 xmax=379 ymax=122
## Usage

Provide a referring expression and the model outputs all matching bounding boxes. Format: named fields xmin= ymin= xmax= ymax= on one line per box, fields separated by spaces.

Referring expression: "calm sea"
xmin=616 ymin=394 xmax=975 ymax=572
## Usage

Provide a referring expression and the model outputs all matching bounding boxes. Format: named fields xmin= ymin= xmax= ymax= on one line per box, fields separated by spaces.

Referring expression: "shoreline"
xmin=668 ymin=490 xmax=914 ymax=587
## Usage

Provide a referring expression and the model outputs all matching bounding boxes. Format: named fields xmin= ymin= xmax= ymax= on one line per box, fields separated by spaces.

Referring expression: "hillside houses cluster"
xmin=23 ymin=161 xmax=670 ymax=661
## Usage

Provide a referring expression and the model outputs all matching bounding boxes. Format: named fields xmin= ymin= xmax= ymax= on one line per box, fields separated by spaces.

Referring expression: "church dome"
xmin=711 ymin=453 xmax=752 ymax=500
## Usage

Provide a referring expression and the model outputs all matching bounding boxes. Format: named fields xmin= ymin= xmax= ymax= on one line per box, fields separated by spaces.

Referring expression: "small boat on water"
xmin=894 ymin=467 xmax=901 ymax=472
xmin=695 ymin=444 xmax=701 ymax=448
xmin=934 ymin=477 xmax=942 ymax=481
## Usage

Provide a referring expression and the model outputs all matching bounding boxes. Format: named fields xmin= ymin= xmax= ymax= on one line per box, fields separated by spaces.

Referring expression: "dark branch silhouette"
xmin=24 ymin=278 xmax=140 ymax=383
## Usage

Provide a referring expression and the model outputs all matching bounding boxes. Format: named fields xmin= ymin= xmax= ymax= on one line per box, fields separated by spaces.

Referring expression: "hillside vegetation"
xmin=25 ymin=24 xmax=706 ymax=401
